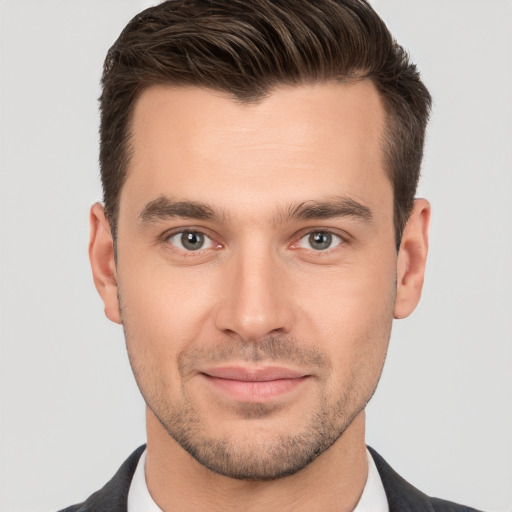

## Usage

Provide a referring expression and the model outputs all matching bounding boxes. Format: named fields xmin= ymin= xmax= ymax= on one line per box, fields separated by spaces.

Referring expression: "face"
xmin=91 ymin=81 xmax=429 ymax=480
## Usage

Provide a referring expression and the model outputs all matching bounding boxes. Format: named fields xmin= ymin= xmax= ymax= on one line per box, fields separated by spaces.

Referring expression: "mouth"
xmin=199 ymin=366 xmax=311 ymax=401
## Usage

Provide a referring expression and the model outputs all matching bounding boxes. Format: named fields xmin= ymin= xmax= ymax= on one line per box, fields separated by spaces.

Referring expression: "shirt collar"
xmin=127 ymin=448 xmax=389 ymax=511
xmin=353 ymin=448 xmax=389 ymax=512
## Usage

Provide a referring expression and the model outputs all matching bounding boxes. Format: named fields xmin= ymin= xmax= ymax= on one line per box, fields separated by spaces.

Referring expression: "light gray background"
xmin=1 ymin=1 xmax=511 ymax=511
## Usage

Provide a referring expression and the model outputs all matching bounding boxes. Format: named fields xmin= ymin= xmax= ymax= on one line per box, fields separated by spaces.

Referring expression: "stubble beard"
xmin=149 ymin=382 xmax=366 ymax=481
xmin=124 ymin=331 xmax=387 ymax=481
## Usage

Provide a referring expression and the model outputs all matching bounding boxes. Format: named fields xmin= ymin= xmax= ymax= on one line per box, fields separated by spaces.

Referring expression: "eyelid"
xmin=160 ymin=226 xmax=348 ymax=253
xmin=162 ymin=227 xmax=222 ymax=253
xmin=290 ymin=228 xmax=347 ymax=251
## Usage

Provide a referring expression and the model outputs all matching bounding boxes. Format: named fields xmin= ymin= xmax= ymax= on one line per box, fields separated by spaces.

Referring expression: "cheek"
xmin=116 ymin=252 xmax=221 ymax=359
xmin=297 ymin=254 xmax=396 ymax=328
xmin=310 ymin=285 xmax=393 ymax=408
xmin=293 ymin=256 xmax=396 ymax=375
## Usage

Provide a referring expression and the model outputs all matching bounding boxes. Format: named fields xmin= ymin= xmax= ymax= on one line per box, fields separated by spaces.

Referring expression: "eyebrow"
xmin=139 ymin=195 xmax=373 ymax=226
xmin=280 ymin=196 xmax=373 ymax=223
xmin=139 ymin=196 xmax=225 ymax=224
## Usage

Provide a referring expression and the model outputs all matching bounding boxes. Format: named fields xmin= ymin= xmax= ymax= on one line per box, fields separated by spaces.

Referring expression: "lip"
xmin=199 ymin=366 xmax=311 ymax=401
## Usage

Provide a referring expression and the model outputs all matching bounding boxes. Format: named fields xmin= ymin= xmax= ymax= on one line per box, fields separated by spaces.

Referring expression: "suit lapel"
xmin=71 ymin=445 xmax=145 ymax=512
xmin=368 ymin=446 xmax=436 ymax=512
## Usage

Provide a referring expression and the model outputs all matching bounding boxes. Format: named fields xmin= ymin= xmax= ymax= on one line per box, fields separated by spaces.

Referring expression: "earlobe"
xmin=89 ymin=203 xmax=122 ymax=324
xmin=394 ymin=198 xmax=430 ymax=319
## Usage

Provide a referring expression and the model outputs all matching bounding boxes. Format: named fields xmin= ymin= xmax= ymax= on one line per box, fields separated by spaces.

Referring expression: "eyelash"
xmin=163 ymin=228 xmax=221 ymax=254
xmin=292 ymin=229 xmax=344 ymax=252
xmin=162 ymin=227 xmax=347 ymax=257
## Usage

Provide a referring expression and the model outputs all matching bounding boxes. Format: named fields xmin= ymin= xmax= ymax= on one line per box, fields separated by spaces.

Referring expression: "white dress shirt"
xmin=127 ymin=448 xmax=389 ymax=511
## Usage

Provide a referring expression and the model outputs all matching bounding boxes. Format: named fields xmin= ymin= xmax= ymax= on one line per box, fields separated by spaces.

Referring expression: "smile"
xmin=199 ymin=366 xmax=311 ymax=401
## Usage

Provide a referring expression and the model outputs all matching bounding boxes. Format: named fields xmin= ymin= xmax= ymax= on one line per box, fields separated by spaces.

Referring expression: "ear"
xmin=394 ymin=198 xmax=431 ymax=319
xmin=89 ymin=203 xmax=121 ymax=324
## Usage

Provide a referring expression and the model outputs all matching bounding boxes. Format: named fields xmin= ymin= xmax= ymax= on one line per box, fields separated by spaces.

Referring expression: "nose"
xmin=214 ymin=247 xmax=295 ymax=342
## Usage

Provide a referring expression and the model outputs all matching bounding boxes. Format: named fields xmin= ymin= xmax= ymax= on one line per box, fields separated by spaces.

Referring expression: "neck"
xmin=145 ymin=407 xmax=369 ymax=512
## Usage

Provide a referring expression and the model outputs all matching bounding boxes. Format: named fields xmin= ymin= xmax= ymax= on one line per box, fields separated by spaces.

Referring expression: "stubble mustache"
xmin=177 ymin=335 xmax=330 ymax=378
xmin=176 ymin=334 xmax=332 ymax=422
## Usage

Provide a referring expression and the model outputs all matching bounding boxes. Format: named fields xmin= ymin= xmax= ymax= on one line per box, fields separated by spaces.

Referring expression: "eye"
xmin=166 ymin=230 xmax=216 ymax=251
xmin=296 ymin=231 xmax=342 ymax=251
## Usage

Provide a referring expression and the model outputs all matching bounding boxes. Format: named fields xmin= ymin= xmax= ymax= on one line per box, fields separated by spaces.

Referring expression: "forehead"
xmin=122 ymin=81 xmax=390 ymax=221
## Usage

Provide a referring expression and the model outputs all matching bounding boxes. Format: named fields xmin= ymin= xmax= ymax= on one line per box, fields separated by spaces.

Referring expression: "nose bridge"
xmin=215 ymin=241 xmax=292 ymax=341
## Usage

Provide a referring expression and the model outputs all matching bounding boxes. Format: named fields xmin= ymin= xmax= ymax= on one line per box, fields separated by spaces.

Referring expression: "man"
xmin=60 ymin=0 xmax=480 ymax=511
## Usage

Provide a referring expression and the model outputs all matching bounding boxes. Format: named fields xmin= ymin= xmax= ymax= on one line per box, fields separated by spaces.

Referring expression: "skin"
xmin=90 ymin=81 xmax=430 ymax=511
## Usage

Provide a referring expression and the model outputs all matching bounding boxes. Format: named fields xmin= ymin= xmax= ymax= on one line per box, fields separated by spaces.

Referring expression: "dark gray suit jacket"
xmin=58 ymin=445 xmax=482 ymax=511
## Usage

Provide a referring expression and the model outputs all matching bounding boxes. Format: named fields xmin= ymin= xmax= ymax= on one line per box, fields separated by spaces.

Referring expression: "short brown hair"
xmin=100 ymin=0 xmax=431 ymax=247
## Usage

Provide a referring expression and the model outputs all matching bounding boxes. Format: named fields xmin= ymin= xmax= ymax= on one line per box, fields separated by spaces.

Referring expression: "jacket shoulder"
xmin=368 ymin=446 xmax=483 ymax=512
xmin=58 ymin=505 xmax=83 ymax=512
xmin=56 ymin=445 xmax=146 ymax=512
xmin=430 ymin=496 xmax=482 ymax=512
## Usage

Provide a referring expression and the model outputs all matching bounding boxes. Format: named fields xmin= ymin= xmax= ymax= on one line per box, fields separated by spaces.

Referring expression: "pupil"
xmin=310 ymin=232 xmax=331 ymax=250
xmin=182 ymin=232 xmax=204 ymax=250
